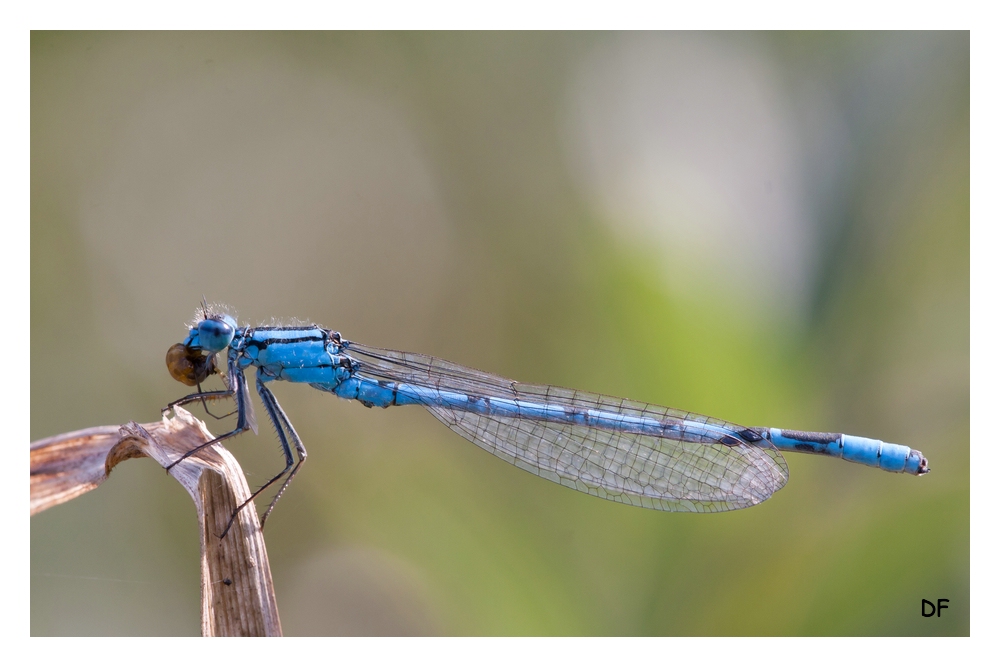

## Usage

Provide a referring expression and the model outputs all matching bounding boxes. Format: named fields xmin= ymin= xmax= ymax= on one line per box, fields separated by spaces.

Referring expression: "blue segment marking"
xmin=766 ymin=429 xmax=926 ymax=475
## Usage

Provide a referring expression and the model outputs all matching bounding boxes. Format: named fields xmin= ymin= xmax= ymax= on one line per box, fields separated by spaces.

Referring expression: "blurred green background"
xmin=30 ymin=32 xmax=968 ymax=636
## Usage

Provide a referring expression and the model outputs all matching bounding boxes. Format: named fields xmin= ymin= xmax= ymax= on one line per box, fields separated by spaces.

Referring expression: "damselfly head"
xmin=168 ymin=306 xmax=237 ymax=385
xmin=194 ymin=315 xmax=237 ymax=353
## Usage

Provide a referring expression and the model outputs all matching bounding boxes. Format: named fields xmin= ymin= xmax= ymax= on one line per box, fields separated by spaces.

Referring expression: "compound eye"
xmin=197 ymin=317 xmax=236 ymax=353
xmin=166 ymin=343 xmax=218 ymax=386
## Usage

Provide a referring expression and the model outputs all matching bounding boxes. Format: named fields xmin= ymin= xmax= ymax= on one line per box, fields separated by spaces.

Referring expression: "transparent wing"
xmin=345 ymin=341 xmax=789 ymax=512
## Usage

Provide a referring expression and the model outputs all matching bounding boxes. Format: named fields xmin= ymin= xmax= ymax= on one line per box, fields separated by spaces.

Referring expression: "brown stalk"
xmin=30 ymin=408 xmax=282 ymax=637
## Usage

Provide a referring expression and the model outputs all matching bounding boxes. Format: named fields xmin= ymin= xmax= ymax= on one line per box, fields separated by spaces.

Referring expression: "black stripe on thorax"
xmin=244 ymin=328 xmax=328 ymax=350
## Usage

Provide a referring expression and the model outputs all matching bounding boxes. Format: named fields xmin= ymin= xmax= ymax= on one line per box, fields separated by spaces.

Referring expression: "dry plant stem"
xmin=30 ymin=408 xmax=282 ymax=637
